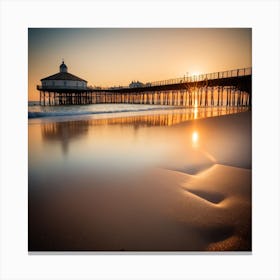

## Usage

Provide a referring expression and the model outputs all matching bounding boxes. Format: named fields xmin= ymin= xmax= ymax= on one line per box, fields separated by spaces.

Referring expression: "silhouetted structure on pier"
xmin=37 ymin=66 xmax=252 ymax=107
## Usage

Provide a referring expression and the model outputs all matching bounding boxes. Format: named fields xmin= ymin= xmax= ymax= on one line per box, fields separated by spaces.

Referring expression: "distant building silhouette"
xmin=129 ymin=80 xmax=144 ymax=88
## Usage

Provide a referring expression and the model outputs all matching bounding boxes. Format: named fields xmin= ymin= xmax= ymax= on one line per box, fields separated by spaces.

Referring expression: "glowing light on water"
xmin=192 ymin=131 xmax=199 ymax=144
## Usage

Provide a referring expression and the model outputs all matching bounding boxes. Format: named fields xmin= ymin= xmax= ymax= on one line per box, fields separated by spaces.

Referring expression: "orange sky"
xmin=28 ymin=28 xmax=252 ymax=101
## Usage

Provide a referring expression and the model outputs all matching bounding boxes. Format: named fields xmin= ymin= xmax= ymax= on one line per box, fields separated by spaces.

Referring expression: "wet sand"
xmin=28 ymin=109 xmax=251 ymax=251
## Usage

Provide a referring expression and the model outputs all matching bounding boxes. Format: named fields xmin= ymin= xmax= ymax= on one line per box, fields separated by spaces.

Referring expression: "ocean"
xmin=28 ymin=102 xmax=181 ymax=118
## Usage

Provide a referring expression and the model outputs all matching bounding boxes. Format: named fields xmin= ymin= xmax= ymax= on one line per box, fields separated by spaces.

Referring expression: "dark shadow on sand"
xmin=184 ymin=189 xmax=225 ymax=204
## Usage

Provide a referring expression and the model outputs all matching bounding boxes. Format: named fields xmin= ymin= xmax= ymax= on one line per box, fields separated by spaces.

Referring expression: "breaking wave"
xmin=28 ymin=104 xmax=179 ymax=119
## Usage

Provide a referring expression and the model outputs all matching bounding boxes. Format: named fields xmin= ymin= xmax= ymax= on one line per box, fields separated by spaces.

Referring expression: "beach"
xmin=28 ymin=107 xmax=251 ymax=251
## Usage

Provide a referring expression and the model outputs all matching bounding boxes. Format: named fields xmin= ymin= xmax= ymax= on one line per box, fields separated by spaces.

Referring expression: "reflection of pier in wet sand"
xmin=41 ymin=107 xmax=249 ymax=154
xmin=42 ymin=120 xmax=90 ymax=154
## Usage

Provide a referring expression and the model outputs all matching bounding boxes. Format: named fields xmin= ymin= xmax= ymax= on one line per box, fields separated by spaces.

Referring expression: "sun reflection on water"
xmin=192 ymin=131 xmax=199 ymax=147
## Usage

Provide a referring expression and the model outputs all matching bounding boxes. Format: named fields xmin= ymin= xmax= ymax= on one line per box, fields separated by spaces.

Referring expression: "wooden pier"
xmin=37 ymin=67 xmax=252 ymax=107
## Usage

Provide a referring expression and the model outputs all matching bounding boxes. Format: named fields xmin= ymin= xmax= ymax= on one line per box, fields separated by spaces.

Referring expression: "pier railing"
xmin=99 ymin=67 xmax=251 ymax=90
xmin=140 ymin=67 xmax=252 ymax=88
xmin=37 ymin=85 xmax=89 ymax=90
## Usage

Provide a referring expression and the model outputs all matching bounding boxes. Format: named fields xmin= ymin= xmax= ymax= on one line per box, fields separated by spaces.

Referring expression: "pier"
xmin=37 ymin=67 xmax=252 ymax=107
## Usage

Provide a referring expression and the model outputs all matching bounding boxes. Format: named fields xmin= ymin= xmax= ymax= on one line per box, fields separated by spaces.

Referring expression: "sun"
xmin=190 ymin=71 xmax=201 ymax=77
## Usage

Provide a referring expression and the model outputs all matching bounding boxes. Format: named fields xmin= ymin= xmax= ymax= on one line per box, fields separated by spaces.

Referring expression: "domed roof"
xmin=40 ymin=60 xmax=87 ymax=82
xmin=59 ymin=60 xmax=68 ymax=73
